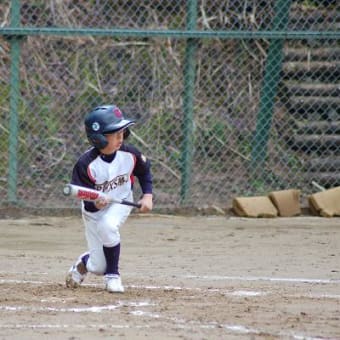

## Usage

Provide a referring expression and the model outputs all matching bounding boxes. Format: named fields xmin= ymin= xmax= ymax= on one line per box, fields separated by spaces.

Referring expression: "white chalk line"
xmin=2 ymin=274 xmax=339 ymax=286
xmin=2 ymin=273 xmax=340 ymax=286
xmin=0 ymin=324 xmax=150 ymax=330
xmin=0 ymin=310 xmax=330 ymax=340
xmin=0 ymin=271 xmax=48 ymax=275
xmin=0 ymin=279 xmax=340 ymax=300
xmin=0 ymin=279 xmax=46 ymax=285
xmin=0 ymin=279 xmax=336 ymax=340
xmin=130 ymin=284 xmax=340 ymax=299
xmin=0 ymin=301 xmax=154 ymax=313
xmin=185 ymin=275 xmax=340 ymax=284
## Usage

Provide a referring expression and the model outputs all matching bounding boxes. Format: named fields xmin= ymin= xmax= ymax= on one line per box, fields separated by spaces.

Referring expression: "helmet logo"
xmin=113 ymin=107 xmax=123 ymax=118
xmin=92 ymin=122 xmax=100 ymax=131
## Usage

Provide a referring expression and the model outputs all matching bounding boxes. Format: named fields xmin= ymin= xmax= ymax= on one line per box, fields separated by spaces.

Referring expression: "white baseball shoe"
xmin=105 ymin=274 xmax=124 ymax=293
xmin=65 ymin=254 xmax=88 ymax=288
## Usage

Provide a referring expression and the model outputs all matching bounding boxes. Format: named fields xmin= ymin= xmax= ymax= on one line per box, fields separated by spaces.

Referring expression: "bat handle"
xmin=121 ymin=200 xmax=142 ymax=208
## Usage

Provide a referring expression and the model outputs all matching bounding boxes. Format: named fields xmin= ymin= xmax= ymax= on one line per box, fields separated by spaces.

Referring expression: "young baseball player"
xmin=66 ymin=104 xmax=153 ymax=293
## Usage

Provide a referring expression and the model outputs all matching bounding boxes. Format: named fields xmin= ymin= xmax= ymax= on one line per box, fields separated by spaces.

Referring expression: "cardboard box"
xmin=269 ymin=189 xmax=301 ymax=217
xmin=309 ymin=186 xmax=340 ymax=217
xmin=233 ymin=196 xmax=278 ymax=218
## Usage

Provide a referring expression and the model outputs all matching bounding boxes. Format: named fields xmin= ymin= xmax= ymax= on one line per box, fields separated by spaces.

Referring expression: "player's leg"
xmin=97 ymin=199 xmax=133 ymax=293
xmin=65 ymin=193 xmax=133 ymax=291
xmin=66 ymin=212 xmax=105 ymax=288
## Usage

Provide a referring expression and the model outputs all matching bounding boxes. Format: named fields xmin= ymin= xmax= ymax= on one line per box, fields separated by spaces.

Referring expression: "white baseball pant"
xmin=81 ymin=192 xmax=133 ymax=275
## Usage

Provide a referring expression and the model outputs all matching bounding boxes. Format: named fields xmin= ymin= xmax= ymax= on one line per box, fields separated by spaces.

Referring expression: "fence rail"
xmin=2 ymin=27 xmax=339 ymax=39
xmin=0 ymin=0 xmax=339 ymax=211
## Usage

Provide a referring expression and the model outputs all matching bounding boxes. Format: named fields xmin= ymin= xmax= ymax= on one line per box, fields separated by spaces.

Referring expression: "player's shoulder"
xmin=119 ymin=143 xmax=141 ymax=156
xmin=120 ymin=143 xmax=150 ymax=168
xmin=76 ymin=147 xmax=100 ymax=166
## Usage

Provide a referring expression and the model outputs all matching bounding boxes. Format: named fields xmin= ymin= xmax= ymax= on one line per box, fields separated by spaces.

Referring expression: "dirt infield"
xmin=0 ymin=214 xmax=339 ymax=339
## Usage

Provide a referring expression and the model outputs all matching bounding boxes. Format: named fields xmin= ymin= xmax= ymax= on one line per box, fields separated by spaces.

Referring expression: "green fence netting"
xmin=0 ymin=0 xmax=339 ymax=210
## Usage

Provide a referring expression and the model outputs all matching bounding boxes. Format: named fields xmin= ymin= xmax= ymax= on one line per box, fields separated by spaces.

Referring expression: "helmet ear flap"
xmin=123 ymin=128 xmax=131 ymax=139
xmin=87 ymin=133 xmax=108 ymax=149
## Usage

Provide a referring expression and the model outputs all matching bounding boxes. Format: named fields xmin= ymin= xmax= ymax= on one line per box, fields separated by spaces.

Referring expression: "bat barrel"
xmin=63 ymin=184 xmax=72 ymax=196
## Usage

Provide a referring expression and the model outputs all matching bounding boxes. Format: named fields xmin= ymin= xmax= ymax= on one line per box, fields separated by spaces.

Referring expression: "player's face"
xmin=101 ymin=129 xmax=124 ymax=154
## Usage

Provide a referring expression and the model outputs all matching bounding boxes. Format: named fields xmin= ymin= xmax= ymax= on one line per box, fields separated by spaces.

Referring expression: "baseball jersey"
xmin=71 ymin=143 xmax=152 ymax=212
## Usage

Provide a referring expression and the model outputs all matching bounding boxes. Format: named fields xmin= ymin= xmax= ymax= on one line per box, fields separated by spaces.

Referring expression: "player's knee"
xmin=102 ymin=229 xmax=120 ymax=247
xmin=98 ymin=217 xmax=121 ymax=246
xmin=87 ymin=257 xmax=106 ymax=275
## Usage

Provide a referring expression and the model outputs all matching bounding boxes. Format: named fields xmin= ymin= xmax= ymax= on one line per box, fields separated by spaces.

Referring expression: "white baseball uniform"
xmin=71 ymin=143 xmax=152 ymax=275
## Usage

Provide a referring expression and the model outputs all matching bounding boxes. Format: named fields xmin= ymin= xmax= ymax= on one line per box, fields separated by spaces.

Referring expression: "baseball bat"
xmin=63 ymin=184 xmax=141 ymax=208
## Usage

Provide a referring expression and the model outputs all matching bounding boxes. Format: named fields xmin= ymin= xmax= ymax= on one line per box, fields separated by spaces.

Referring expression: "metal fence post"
xmin=180 ymin=0 xmax=198 ymax=203
xmin=7 ymin=0 xmax=22 ymax=203
xmin=250 ymin=0 xmax=292 ymax=169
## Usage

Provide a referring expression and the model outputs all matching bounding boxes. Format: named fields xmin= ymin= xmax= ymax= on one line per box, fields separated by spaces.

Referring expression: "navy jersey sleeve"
xmin=71 ymin=148 xmax=98 ymax=189
xmin=121 ymin=143 xmax=153 ymax=194
xmin=70 ymin=148 xmax=99 ymax=212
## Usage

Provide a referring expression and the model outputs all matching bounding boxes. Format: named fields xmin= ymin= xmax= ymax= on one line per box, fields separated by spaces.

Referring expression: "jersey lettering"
xmin=95 ymin=173 xmax=129 ymax=192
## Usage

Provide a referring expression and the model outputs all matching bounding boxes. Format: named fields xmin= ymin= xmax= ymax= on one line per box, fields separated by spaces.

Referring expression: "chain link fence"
xmin=0 ymin=0 xmax=339 ymax=212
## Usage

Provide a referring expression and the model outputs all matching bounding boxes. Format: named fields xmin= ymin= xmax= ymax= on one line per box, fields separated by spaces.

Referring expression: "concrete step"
xmin=306 ymin=156 xmax=340 ymax=172
xmin=288 ymin=96 xmax=340 ymax=119
xmin=284 ymin=82 xmax=340 ymax=97
xmin=306 ymin=172 xmax=340 ymax=189
xmin=282 ymin=61 xmax=340 ymax=81
xmin=288 ymin=134 xmax=340 ymax=151
xmin=289 ymin=8 xmax=339 ymax=30
xmin=284 ymin=47 xmax=340 ymax=62
xmin=294 ymin=120 xmax=340 ymax=134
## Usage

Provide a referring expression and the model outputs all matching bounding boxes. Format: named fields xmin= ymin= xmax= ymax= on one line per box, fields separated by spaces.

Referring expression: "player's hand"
xmin=138 ymin=194 xmax=153 ymax=213
xmin=94 ymin=197 xmax=109 ymax=210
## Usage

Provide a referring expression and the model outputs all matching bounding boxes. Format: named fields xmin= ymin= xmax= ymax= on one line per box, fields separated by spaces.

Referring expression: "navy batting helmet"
xmin=84 ymin=105 xmax=135 ymax=149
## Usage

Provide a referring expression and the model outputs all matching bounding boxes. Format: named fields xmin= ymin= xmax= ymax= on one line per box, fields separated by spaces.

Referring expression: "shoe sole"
xmin=107 ymin=288 xmax=125 ymax=293
xmin=106 ymin=282 xmax=125 ymax=293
